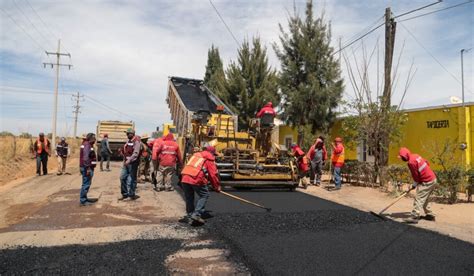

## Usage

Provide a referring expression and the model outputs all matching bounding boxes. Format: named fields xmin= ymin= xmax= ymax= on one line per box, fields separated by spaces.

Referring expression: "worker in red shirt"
xmin=399 ymin=147 xmax=437 ymax=224
xmin=151 ymin=135 xmax=164 ymax=188
xmin=306 ymin=137 xmax=328 ymax=186
xmin=154 ymin=133 xmax=182 ymax=192
xmin=180 ymin=146 xmax=221 ymax=225
xmin=256 ymin=102 xmax=276 ymax=118
xmin=290 ymin=143 xmax=310 ymax=189
xmin=331 ymin=137 xmax=345 ymax=190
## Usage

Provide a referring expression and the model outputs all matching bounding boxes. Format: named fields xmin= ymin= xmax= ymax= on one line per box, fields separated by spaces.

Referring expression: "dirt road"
xmin=0 ymin=162 xmax=246 ymax=274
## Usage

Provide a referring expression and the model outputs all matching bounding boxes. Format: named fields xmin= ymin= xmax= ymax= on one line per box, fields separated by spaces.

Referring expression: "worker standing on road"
xmin=307 ymin=137 xmax=328 ymax=186
xmin=79 ymin=133 xmax=98 ymax=206
xmin=55 ymin=137 xmax=70 ymax=175
xmin=138 ymin=135 xmax=152 ymax=183
xmin=398 ymin=147 xmax=437 ymax=224
xmin=154 ymin=133 xmax=182 ymax=192
xmin=151 ymin=135 xmax=164 ymax=188
xmin=100 ymin=133 xmax=113 ymax=172
xmin=118 ymin=128 xmax=141 ymax=201
xmin=331 ymin=137 xmax=345 ymax=190
xmin=33 ymin=132 xmax=51 ymax=176
xmin=290 ymin=143 xmax=310 ymax=189
xmin=180 ymin=146 xmax=221 ymax=225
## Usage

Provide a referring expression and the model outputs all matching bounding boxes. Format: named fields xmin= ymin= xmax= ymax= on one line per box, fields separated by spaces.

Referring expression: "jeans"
xmin=334 ymin=166 xmax=342 ymax=188
xmin=100 ymin=153 xmax=110 ymax=170
xmin=120 ymin=161 xmax=139 ymax=197
xmin=36 ymin=153 xmax=48 ymax=175
xmin=182 ymin=183 xmax=210 ymax=217
xmin=80 ymin=167 xmax=94 ymax=203
xmin=311 ymin=161 xmax=323 ymax=184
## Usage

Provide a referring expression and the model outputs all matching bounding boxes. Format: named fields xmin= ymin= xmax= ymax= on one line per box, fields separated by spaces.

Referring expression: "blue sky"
xmin=1 ymin=0 xmax=473 ymax=136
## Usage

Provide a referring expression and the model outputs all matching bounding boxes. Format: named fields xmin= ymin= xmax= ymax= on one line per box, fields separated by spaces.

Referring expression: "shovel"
xmin=370 ymin=186 xmax=415 ymax=220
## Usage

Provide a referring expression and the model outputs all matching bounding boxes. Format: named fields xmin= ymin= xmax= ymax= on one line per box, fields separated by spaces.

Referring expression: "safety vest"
xmin=331 ymin=146 xmax=345 ymax=166
xmin=160 ymin=144 xmax=177 ymax=157
xmin=181 ymin=153 xmax=206 ymax=177
xmin=56 ymin=142 xmax=68 ymax=157
xmin=36 ymin=138 xmax=50 ymax=154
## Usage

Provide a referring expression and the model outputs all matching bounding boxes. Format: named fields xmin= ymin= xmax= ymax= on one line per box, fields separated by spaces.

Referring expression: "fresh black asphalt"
xmin=204 ymin=189 xmax=474 ymax=275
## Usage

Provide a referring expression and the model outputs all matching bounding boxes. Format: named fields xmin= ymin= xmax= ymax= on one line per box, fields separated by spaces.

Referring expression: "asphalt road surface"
xmin=203 ymin=189 xmax=474 ymax=275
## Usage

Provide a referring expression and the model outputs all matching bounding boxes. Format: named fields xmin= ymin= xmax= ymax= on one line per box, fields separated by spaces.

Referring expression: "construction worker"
xmin=100 ymin=133 xmax=113 ymax=171
xmin=55 ymin=137 xmax=70 ymax=175
xmin=256 ymin=102 xmax=276 ymax=118
xmin=331 ymin=137 xmax=345 ymax=190
xmin=138 ymin=135 xmax=152 ymax=183
xmin=399 ymin=147 xmax=437 ymax=224
xmin=180 ymin=146 xmax=221 ymax=225
xmin=118 ymin=128 xmax=141 ymax=200
xmin=307 ymin=137 xmax=328 ymax=186
xmin=33 ymin=132 xmax=51 ymax=176
xmin=151 ymin=135 xmax=164 ymax=188
xmin=154 ymin=133 xmax=182 ymax=192
xmin=79 ymin=133 xmax=98 ymax=206
xmin=290 ymin=143 xmax=310 ymax=189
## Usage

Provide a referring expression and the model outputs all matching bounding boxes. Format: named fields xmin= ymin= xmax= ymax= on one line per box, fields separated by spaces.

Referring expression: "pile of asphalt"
xmin=0 ymin=239 xmax=182 ymax=274
xmin=202 ymin=190 xmax=474 ymax=275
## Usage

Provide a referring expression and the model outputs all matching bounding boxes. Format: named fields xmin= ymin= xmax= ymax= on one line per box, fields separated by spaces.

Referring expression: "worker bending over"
xmin=399 ymin=147 xmax=437 ymax=224
xmin=290 ymin=143 xmax=310 ymax=189
xmin=180 ymin=146 xmax=221 ymax=225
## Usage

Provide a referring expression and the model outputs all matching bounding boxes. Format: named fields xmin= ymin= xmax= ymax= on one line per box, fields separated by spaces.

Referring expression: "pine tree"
xmin=226 ymin=37 xmax=279 ymax=129
xmin=274 ymin=0 xmax=343 ymax=142
xmin=204 ymin=45 xmax=228 ymax=102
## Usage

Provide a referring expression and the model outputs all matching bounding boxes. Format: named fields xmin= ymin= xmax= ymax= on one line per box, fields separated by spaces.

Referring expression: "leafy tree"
xmin=19 ymin=132 xmax=32 ymax=138
xmin=274 ymin=0 xmax=343 ymax=142
xmin=0 ymin=131 xmax=14 ymax=137
xmin=204 ymin=45 xmax=228 ymax=103
xmin=225 ymin=37 xmax=279 ymax=129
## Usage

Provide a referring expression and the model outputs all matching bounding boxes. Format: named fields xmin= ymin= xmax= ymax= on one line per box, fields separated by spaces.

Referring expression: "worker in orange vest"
xmin=33 ymin=132 xmax=51 ymax=176
xmin=179 ymin=146 xmax=221 ymax=225
xmin=331 ymin=137 xmax=345 ymax=190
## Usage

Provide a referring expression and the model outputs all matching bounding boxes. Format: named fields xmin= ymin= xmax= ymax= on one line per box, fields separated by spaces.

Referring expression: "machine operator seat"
xmin=260 ymin=113 xmax=275 ymax=128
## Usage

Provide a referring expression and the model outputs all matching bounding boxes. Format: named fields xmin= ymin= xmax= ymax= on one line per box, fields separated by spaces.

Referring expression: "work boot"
xmin=80 ymin=201 xmax=94 ymax=207
xmin=118 ymin=196 xmax=128 ymax=201
xmin=166 ymin=187 xmax=174 ymax=192
xmin=130 ymin=195 xmax=140 ymax=200
xmin=178 ymin=216 xmax=191 ymax=224
xmin=191 ymin=214 xmax=205 ymax=225
xmin=404 ymin=215 xmax=420 ymax=224
xmin=87 ymin=198 xmax=98 ymax=203
xmin=57 ymin=172 xmax=62 ymax=175
xmin=423 ymin=214 xmax=436 ymax=221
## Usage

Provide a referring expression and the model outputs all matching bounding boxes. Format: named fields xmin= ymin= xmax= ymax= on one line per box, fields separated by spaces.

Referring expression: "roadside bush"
xmin=342 ymin=160 xmax=376 ymax=187
xmin=381 ymin=165 xmax=411 ymax=193
xmin=434 ymin=167 xmax=465 ymax=204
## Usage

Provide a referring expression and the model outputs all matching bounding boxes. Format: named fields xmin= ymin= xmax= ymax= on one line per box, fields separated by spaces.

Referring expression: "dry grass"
xmin=0 ymin=137 xmax=82 ymax=185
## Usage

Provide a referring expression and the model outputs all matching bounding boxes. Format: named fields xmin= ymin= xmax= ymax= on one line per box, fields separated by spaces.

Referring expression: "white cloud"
xmin=1 ymin=0 xmax=472 ymax=136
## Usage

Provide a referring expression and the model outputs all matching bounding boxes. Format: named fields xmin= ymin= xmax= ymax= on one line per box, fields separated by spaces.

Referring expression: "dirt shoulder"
xmin=0 ymin=161 xmax=247 ymax=274
xmin=300 ymin=183 xmax=474 ymax=243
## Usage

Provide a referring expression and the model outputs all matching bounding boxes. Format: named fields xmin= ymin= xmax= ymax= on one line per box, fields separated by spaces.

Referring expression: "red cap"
xmin=104 ymin=133 xmax=108 ymax=138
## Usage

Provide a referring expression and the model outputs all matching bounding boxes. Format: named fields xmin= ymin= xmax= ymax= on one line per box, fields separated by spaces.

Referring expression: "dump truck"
xmin=96 ymin=120 xmax=135 ymax=160
xmin=167 ymin=76 xmax=298 ymax=190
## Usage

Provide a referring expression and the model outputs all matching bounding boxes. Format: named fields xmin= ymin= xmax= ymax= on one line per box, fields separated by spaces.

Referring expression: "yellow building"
xmin=330 ymin=103 xmax=473 ymax=169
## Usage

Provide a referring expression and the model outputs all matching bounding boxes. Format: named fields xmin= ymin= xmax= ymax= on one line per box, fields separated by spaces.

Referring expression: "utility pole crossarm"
xmin=45 ymin=51 xmax=71 ymax=57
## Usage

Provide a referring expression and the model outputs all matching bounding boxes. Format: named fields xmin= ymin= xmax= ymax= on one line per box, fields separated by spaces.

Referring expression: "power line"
xmin=209 ymin=0 xmax=240 ymax=47
xmin=399 ymin=0 xmax=474 ymax=22
xmin=0 ymin=7 xmax=47 ymax=52
xmin=23 ymin=0 xmax=59 ymax=40
xmin=12 ymin=0 xmax=55 ymax=49
xmin=0 ymin=86 xmax=75 ymax=95
xmin=400 ymin=22 xmax=470 ymax=92
xmin=393 ymin=0 xmax=442 ymax=19
xmin=342 ymin=15 xmax=384 ymax=46
xmin=335 ymin=22 xmax=385 ymax=55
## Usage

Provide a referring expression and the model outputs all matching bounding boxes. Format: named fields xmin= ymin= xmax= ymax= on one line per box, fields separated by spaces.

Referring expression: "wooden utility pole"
xmin=72 ymin=92 xmax=83 ymax=138
xmin=44 ymin=40 xmax=72 ymax=149
xmin=380 ymin=7 xmax=397 ymax=167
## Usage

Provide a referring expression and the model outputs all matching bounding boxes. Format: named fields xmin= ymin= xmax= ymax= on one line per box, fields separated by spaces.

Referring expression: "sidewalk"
xmin=301 ymin=183 xmax=474 ymax=243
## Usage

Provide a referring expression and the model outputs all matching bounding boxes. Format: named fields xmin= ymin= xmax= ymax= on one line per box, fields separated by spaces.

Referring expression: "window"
xmin=285 ymin=137 xmax=293 ymax=150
